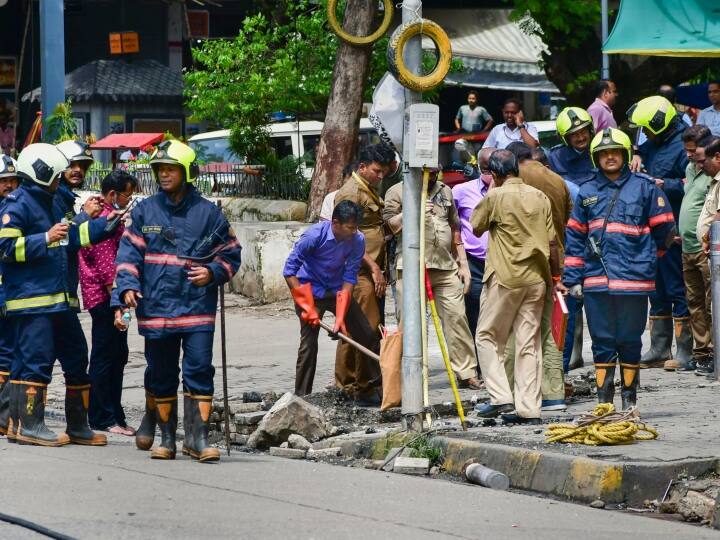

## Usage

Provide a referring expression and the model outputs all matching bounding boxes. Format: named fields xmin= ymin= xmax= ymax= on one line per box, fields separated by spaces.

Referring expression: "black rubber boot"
xmin=568 ymin=311 xmax=584 ymax=370
xmin=639 ymin=316 xmax=672 ymax=368
xmin=663 ymin=317 xmax=693 ymax=371
xmin=6 ymin=380 xmax=17 ymax=442
xmin=135 ymin=391 xmax=157 ymax=451
xmin=595 ymin=364 xmax=616 ymax=405
xmin=185 ymin=394 xmax=220 ymax=463
xmin=65 ymin=385 xmax=107 ymax=446
xmin=150 ymin=396 xmax=177 ymax=460
xmin=0 ymin=371 xmax=10 ymax=436
xmin=181 ymin=392 xmax=194 ymax=456
xmin=619 ymin=363 xmax=639 ymax=410
xmin=14 ymin=382 xmax=70 ymax=447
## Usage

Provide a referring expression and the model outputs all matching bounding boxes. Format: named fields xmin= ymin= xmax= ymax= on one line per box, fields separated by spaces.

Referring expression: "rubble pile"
xmin=654 ymin=474 xmax=720 ymax=526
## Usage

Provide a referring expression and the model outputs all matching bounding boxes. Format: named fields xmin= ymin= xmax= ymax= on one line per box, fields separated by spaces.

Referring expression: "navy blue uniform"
xmin=563 ymin=169 xmax=675 ymax=370
xmin=638 ymin=120 xmax=689 ymax=318
xmin=0 ymin=182 xmax=107 ymax=384
xmin=112 ymin=186 xmax=241 ymax=398
xmin=0 ymin=192 xmax=12 ymax=375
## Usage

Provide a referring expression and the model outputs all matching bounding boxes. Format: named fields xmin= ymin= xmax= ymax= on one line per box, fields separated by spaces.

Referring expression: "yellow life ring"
xmin=326 ymin=0 xmax=394 ymax=46
xmin=387 ymin=19 xmax=452 ymax=93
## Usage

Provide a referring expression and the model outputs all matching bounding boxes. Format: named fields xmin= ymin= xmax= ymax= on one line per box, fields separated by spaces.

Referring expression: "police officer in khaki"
xmin=333 ymin=145 xmax=393 ymax=406
xmin=383 ymin=167 xmax=482 ymax=389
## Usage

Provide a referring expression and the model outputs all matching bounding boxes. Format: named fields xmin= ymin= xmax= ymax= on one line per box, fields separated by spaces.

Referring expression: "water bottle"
xmin=120 ymin=310 xmax=132 ymax=332
xmin=59 ymin=217 xmax=69 ymax=246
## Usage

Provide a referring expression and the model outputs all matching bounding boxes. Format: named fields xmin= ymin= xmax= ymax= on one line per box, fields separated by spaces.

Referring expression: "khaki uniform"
xmin=333 ymin=173 xmax=384 ymax=397
xmin=471 ymin=177 xmax=554 ymax=418
xmin=696 ymin=171 xmax=720 ymax=244
xmin=383 ymin=181 xmax=478 ymax=381
xmin=503 ymin=161 xmax=572 ymax=403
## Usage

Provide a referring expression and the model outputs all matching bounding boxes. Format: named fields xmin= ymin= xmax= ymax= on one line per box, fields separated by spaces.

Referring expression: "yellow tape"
xmin=5 ymin=292 xmax=68 ymax=311
xmin=0 ymin=228 xmax=22 ymax=238
xmin=15 ymin=236 xmax=25 ymax=262
xmin=79 ymin=221 xmax=91 ymax=247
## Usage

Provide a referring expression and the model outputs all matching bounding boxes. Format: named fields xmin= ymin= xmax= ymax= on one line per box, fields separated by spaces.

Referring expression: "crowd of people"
xmin=286 ymin=80 xmax=720 ymax=424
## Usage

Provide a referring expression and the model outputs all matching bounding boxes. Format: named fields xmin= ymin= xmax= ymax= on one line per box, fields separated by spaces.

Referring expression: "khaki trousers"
xmin=334 ymin=273 xmax=383 ymax=397
xmin=475 ymin=276 xmax=545 ymax=418
xmin=504 ymin=289 xmax=565 ymax=401
xmin=682 ymin=251 xmax=713 ymax=360
xmin=396 ymin=269 xmax=479 ymax=381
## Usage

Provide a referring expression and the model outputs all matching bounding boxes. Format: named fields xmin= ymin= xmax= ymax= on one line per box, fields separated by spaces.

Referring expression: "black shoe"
xmin=500 ymin=413 xmax=542 ymax=425
xmin=675 ymin=360 xmax=698 ymax=372
xmin=695 ymin=359 xmax=715 ymax=376
xmin=474 ymin=402 xmax=514 ymax=418
xmin=354 ymin=393 xmax=382 ymax=408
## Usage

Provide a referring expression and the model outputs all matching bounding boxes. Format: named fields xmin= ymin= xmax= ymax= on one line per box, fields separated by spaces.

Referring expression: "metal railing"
xmin=84 ymin=165 xmax=310 ymax=201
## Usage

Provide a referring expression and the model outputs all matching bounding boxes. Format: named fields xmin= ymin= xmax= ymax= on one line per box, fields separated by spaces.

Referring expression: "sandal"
xmin=108 ymin=425 xmax=136 ymax=436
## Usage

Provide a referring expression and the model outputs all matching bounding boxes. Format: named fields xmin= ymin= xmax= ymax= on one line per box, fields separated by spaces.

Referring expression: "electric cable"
xmin=0 ymin=511 xmax=77 ymax=540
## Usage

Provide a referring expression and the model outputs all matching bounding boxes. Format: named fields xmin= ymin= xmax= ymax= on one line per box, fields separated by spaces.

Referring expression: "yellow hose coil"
xmin=326 ymin=0 xmax=394 ymax=46
xmin=544 ymin=403 xmax=658 ymax=446
xmin=386 ymin=18 xmax=452 ymax=93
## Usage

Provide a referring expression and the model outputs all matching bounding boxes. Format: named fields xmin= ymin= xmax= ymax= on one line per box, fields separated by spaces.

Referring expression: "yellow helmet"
xmin=149 ymin=140 xmax=199 ymax=184
xmin=589 ymin=128 xmax=632 ymax=167
xmin=556 ymin=107 xmax=594 ymax=145
xmin=627 ymin=95 xmax=677 ymax=136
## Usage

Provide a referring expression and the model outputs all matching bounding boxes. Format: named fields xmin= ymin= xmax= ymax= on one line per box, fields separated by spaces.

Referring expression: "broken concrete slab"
xmin=393 ymin=456 xmax=430 ymax=476
xmin=231 ymin=402 xmax=264 ymax=414
xmin=381 ymin=447 xmax=404 ymax=472
xmin=269 ymin=446 xmax=307 ymax=459
xmin=309 ymin=447 xmax=342 ymax=458
xmin=235 ymin=411 xmax=266 ymax=426
xmin=288 ymin=434 xmax=312 ymax=451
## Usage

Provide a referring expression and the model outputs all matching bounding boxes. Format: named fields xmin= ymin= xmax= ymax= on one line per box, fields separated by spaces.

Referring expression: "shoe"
xmin=500 ymin=413 xmax=542 ymax=425
xmin=541 ymin=400 xmax=567 ymax=412
xmin=65 ymin=385 xmax=107 ymax=446
xmin=619 ymin=363 xmax=639 ymax=410
xmin=568 ymin=310 xmax=584 ymax=370
xmin=183 ymin=394 xmax=220 ymax=463
xmin=354 ymin=393 xmax=382 ymax=408
xmin=135 ymin=391 xmax=157 ymax=451
xmin=474 ymin=402 xmax=514 ymax=418
xmin=670 ymin=317 xmax=693 ymax=370
xmin=150 ymin=396 xmax=177 ymax=460
xmin=14 ymin=382 xmax=70 ymax=447
xmin=695 ymin=359 xmax=715 ymax=376
xmin=595 ymin=364 xmax=616 ymax=405
xmin=0 ymin=371 xmax=10 ymax=435
xmin=675 ymin=359 xmax=698 ymax=372
xmin=458 ymin=377 xmax=484 ymax=390
xmin=639 ymin=316 xmax=672 ymax=368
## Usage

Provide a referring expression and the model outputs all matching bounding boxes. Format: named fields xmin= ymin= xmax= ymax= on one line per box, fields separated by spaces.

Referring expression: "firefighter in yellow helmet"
xmin=111 ymin=139 xmax=242 ymax=462
xmin=562 ymin=128 xmax=675 ymax=409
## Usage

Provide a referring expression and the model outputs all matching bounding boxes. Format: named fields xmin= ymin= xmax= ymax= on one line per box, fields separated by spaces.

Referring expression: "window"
xmin=302 ymin=134 xmax=321 ymax=166
xmin=189 ymin=137 xmax=243 ymax=164
xmin=270 ymin=136 xmax=293 ymax=159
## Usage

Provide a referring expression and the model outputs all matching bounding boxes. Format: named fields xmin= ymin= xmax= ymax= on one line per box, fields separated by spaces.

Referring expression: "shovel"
xmin=318 ymin=320 xmax=380 ymax=363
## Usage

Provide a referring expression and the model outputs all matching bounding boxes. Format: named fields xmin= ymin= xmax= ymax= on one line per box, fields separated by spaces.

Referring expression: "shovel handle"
xmin=318 ymin=320 xmax=381 ymax=362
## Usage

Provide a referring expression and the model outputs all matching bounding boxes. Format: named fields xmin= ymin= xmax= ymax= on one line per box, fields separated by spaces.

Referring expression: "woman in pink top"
xmin=79 ymin=170 xmax=138 ymax=436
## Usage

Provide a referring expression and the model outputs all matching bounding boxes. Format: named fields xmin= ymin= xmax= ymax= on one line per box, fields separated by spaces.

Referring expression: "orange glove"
xmin=333 ymin=289 xmax=351 ymax=335
xmin=290 ymin=283 xmax=320 ymax=326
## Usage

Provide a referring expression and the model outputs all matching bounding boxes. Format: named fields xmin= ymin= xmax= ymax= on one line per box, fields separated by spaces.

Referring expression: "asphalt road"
xmin=0 ymin=438 xmax=716 ymax=540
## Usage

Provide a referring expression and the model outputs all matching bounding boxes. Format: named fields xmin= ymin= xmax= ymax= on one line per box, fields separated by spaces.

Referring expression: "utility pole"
xmin=400 ymin=0 xmax=425 ymax=432
xmin=39 ymin=0 xmax=65 ymax=140
xmin=601 ymin=0 xmax=610 ymax=79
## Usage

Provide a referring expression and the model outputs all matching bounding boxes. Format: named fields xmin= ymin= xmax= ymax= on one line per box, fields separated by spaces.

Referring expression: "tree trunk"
xmin=306 ymin=0 xmax=377 ymax=222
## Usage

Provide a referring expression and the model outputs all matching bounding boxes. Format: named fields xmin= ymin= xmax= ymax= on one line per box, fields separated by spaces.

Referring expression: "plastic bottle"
xmin=59 ymin=217 xmax=69 ymax=246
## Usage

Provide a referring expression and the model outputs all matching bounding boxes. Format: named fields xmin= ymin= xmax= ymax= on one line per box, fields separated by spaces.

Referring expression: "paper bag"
xmin=379 ymin=331 xmax=403 ymax=411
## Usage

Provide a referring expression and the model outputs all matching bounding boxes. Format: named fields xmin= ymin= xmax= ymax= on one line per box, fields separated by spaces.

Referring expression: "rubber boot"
xmin=14 ymin=382 xmax=70 ymax=447
xmin=65 ymin=385 xmax=107 ymax=446
xmin=619 ymin=363 xmax=639 ymax=410
xmin=0 ymin=371 xmax=9 ymax=435
xmin=6 ymin=381 xmax=17 ymax=442
xmin=639 ymin=316 xmax=672 ymax=368
xmin=135 ymin=391 xmax=157 ymax=451
xmin=595 ymin=364 xmax=616 ymax=405
xmin=150 ymin=396 xmax=177 ymax=460
xmin=185 ymin=394 xmax=220 ymax=463
xmin=568 ymin=311 xmax=584 ymax=370
xmin=664 ymin=317 xmax=694 ymax=371
xmin=181 ymin=392 xmax=194 ymax=456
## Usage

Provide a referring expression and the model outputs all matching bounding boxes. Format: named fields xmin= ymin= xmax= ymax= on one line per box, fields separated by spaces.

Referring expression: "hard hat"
xmin=556 ymin=107 xmax=594 ymax=145
xmin=0 ymin=155 xmax=18 ymax=179
xmin=149 ymin=140 xmax=199 ymax=183
xmin=16 ymin=143 xmax=70 ymax=187
xmin=626 ymin=95 xmax=677 ymax=136
xmin=56 ymin=139 xmax=94 ymax=166
xmin=589 ymin=128 xmax=632 ymax=167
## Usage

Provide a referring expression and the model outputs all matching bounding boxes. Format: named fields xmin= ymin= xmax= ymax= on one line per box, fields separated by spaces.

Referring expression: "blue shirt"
xmin=283 ymin=221 xmax=365 ymax=298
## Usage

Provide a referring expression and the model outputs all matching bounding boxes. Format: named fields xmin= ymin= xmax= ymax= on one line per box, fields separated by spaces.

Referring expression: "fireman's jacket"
xmin=111 ymin=185 xmax=242 ymax=339
xmin=548 ymin=144 xmax=596 ymax=187
xmin=563 ymin=168 xmax=675 ymax=294
xmin=0 ymin=194 xmax=9 ymax=310
xmin=637 ymin=118 xmax=688 ymax=221
xmin=0 ymin=182 xmax=107 ymax=315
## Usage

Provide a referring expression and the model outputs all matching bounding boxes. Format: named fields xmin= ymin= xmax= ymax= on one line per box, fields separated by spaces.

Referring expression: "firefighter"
xmin=112 ymin=140 xmax=241 ymax=462
xmin=0 ymin=156 xmax=19 ymax=435
xmin=627 ymin=96 xmax=691 ymax=369
xmin=0 ymin=144 xmax=109 ymax=446
xmin=563 ymin=129 xmax=675 ymax=409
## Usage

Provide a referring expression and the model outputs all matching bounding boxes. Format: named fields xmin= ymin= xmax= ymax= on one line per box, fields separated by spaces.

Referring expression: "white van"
xmin=189 ymin=119 xmax=380 ymax=179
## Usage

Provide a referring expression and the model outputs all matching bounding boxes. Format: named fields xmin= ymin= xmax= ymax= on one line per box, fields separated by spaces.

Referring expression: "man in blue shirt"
xmin=284 ymin=200 xmax=380 ymax=398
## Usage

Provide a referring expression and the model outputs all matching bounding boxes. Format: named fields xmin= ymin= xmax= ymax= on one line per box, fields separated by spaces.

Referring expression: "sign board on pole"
xmin=405 ymin=103 xmax=439 ymax=169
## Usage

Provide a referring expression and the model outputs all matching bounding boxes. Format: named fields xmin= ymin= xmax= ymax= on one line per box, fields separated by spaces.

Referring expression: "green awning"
xmin=603 ymin=0 xmax=720 ymax=57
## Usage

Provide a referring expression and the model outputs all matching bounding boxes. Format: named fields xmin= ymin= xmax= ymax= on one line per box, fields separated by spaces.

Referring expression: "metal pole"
xmin=400 ymin=0 xmax=425 ymax=431
xmin=710 ymin=222 xmax=720 ymax=382
xmin=39 ymin=0 xmax=65 ymax=141
xmin=600 ymin=0 xmax=610 ymax=79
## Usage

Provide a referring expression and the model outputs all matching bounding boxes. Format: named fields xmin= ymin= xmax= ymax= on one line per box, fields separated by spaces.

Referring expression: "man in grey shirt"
xmin=697 ymin=82 xmax=720 ymax=136
xmin=455 ymin=90 xmax=493 ymax=133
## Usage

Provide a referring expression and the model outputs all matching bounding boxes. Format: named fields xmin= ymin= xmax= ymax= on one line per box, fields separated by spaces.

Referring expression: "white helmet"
xmin=56 ymin=139 xmax=94 ymax=166
xmin=16 ymin=143 xmax=70 ymax=187
xmin=0 ymin=155 xmax=18 ymax=178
